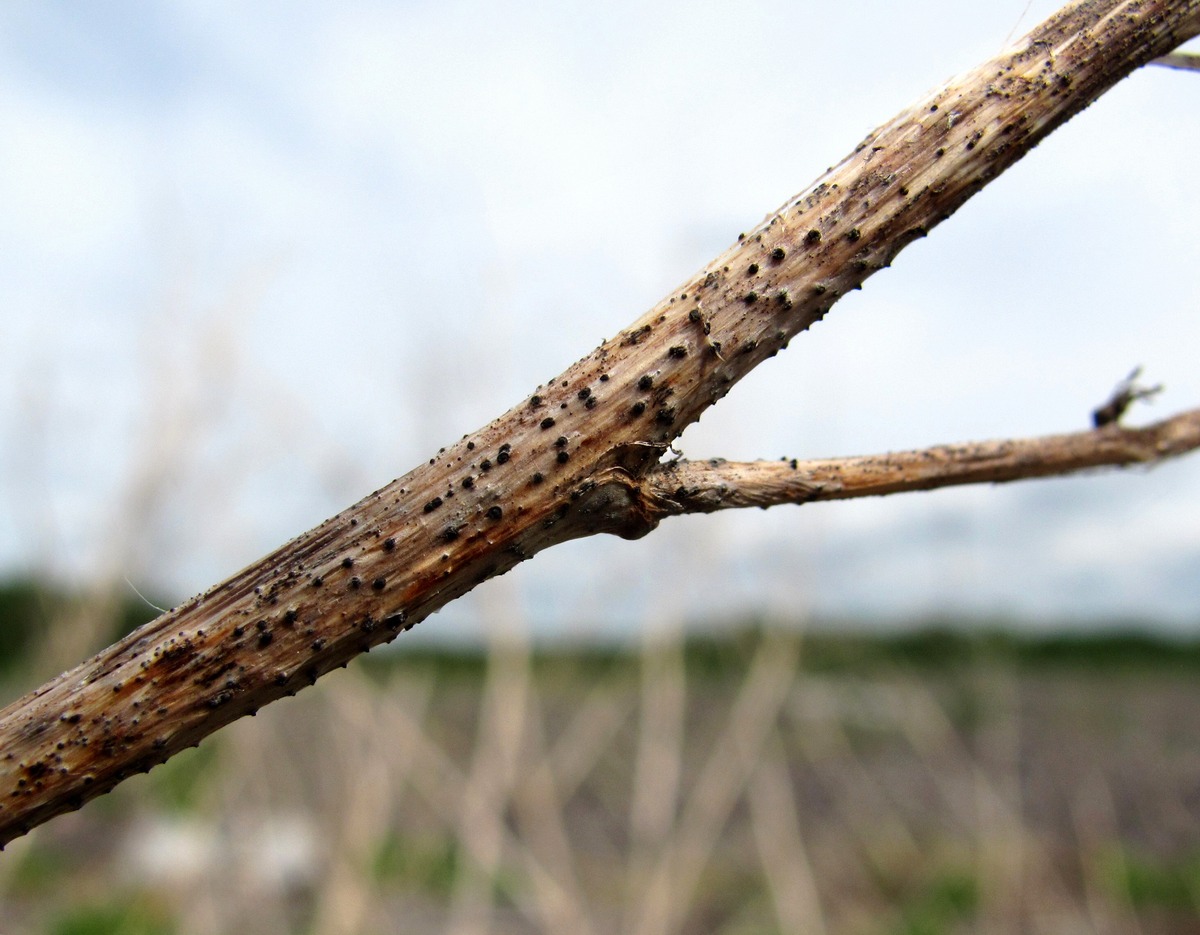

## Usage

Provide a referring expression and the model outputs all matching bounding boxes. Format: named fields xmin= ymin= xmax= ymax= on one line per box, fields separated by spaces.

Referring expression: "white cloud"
xmin=0 ymin=86 xmax=145 ymax=271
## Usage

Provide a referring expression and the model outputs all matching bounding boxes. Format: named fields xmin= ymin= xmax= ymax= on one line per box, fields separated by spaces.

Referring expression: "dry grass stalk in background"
xmin=9 ymin=626 xmax=1199 ymax=933
xmin=1 ymin=0 xmax=1200 ymax=846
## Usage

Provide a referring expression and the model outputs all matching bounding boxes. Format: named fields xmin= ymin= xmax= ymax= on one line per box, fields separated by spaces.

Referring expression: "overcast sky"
xmin=1 ymin=1 xmax=1198 ymax=641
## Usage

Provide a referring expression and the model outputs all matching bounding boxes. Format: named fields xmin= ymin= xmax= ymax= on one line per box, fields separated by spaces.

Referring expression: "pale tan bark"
xmin=645 ymin=409 xmax=1200 ymax=515
xmin=1154 ymin=50 xmax=1200 ymax=69
xmin=1 ymin=0 xmax=1198 ymax=846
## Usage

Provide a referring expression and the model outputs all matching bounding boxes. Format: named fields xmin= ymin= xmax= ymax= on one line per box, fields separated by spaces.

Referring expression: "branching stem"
xmin=645 ymin=409 xmax=1200 ymax=517
xmin=1 ymin=0 xmax=1198 ymax=846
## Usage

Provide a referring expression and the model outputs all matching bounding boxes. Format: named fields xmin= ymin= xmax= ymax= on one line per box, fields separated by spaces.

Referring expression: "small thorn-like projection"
xmin=1092 ymin=366 xmax=1163 ymax=428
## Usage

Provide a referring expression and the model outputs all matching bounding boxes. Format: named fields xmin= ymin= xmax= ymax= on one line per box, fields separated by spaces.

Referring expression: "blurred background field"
xmin=3 ymin=584 xmax=1200 ymax=934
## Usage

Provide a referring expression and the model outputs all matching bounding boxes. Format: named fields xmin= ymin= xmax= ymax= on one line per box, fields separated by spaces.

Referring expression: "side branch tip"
xmin=647 ymin=408 xmax=1200 ymax=517
xmin=1151 ymin=51 xmax=1200 ymax=71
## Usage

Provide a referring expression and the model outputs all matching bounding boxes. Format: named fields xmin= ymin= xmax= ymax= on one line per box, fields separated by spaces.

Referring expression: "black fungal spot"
xmin=441 ymin=526 xmax=460 ymax=542
xmin=311 ymin=576 xmax=324 ymax=588
xmin=555 ymin=435 xmax=568 ymax=447
xmin=656 ymin=407 xmax=677 ymax=425
xmin=233 ymin=625 xmax=245 ymax=638
xmin=668 ymin=345 xmax=687 ymax=358
xmin=556 ymin=450 xmax=570 ymax=464
xmin=638 ymin=374 xmax=654 ymax=391
xmin=775 ymin=290 xmax=793 ymax=309
xmin=813 ymin=283 xmax=827 ymax=294
xmin=530 ymin=395 xmax=543 ymax=407
xmin=480 ymin=459 xmax=492 ymax=471
xmin=349 ymin=576 xmax=361 ymax=589
xmin=688 ymin=308 xmax=701 ymax=322
xmin=743 ymin=292 xmax=759 ymax=304
xmin=462 ymin=476 xmax=475 ymax=489
xmin=467 ymin=441 xmax=475 ymax=450
xmin=631 ymin=401 xmax=647 ymax=417
xmin=847 ymin=228 xmax=862 ymax=242
xmin=540 ymin=417 xmax=556 ymax=430
xmin=341 ymin=557 xmax=354 ymax=569
xmin=499 ymin=442 xmax=512 ymax=453
xmin=621 ymin=324 xmax=653 ymax=346
xmin=747 ymin=263 xmax=759 ymax=275
xmin=384 ymin=537 xmax=396 ymax=551
xmin=257 ymin=632 xmax=273 ymax=649
xmin=771 ymin=246 xmax=786 ymax=261
xmin=599 ymin=373 xmax=609 ymax=382
xmin=577 ymin=387 xmax=591 ymax=400
xmin=384 ymin=612 xmax=407 ymax=630
xmin=532 ymin=472 xmax=545 ymax=485
xmin=373 ymin=576 xmax=387 ymax=590
xmin=496 ymin=450 xmax=510 ymax=464
xmin=423 ymin=497 xmax=443 ymax=513
xmin=585 ymin=397 xmax=597 ymax=409
xmin=935 ymin=147 xmax=945 ymax=157
xmin=283 ymin=608 xmax=298 ymax=626
xmin=805 ymin=229 xmax=822 ymax=243
xmin=487 ymin=505 xmax=503 ymax=520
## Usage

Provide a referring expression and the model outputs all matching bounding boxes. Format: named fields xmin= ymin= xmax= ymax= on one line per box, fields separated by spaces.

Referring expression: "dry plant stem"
xmin=1 ymin=0 xmax=1198 ymax=847
xmin=1153 ymin=50 xmax=1200 ymax=68
xmin=648 ymin=408 xmax=1200 ymax=515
